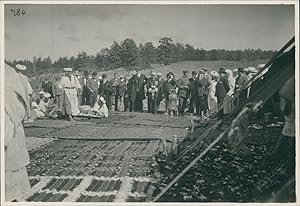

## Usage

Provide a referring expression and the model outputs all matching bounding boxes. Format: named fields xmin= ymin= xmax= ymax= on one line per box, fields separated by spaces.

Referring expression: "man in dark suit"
xmin=134 ymin=69 xmax=147 ymax=112
xmin=127 ymin=71 xmax=137 ymax=112
xmin=215 ymin=68 xmax=230 ymax=119
xmin=196 ymin=70 xmax=210 ymax=118
xmin=88 ymin=71 xmax=99 ymax=107
xmin=99 ymin=74 xmax=114 ymax=110
xmin=177 ymin=70 xmax=190 ymax=115
xmin=156 ymin=72 xmax=165 ymax=112
xmin=80 ymin=71 xmax=91 ymax=105
xmin=111 ymin=73 xmax=120 ymax=111
xmin=188 ymin=71 xmax=198 ymax=114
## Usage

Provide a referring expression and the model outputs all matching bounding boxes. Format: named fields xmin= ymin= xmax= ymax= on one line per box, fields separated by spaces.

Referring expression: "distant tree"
xmin=157 ymin=37 xmax=174 ymax=65
xmin=120 ymin=38 xmax=139 ymax=67
xmin=108 ymin=41 xmax=122 ymax=69
xmin=75 ymin=52 xmax=89 ymax=69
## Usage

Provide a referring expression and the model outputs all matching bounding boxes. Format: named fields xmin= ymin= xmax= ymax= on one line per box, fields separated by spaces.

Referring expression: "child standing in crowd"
xmin=167 ymin=89 xmax=178 ymax=118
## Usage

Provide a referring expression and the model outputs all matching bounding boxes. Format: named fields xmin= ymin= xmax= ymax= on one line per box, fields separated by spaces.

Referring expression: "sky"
xmin=4 ymin=4 xmax=295 ymax=61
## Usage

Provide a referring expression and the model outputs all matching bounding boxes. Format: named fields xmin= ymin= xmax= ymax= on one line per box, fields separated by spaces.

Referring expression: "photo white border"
xmin=0 ymin=1 xmax=299 ymax=206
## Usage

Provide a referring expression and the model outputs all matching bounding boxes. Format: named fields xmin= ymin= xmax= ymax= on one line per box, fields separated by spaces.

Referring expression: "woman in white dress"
xmin=208 ymin=71 xmax=219 ymax=114
xmin=224 ymin=69 xmax=236 ymax=114
xmin=60 ymin=68 xmax=82 ymax=121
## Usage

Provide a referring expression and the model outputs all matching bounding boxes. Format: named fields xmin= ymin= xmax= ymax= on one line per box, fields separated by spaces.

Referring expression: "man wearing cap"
xmin=177 ymin=70 xmax=190 ymax=115
xmin=80 ymin=71 xmax=91 ymax=105
xmin=196 ymin=70 xmax=210 ymax=119
xmin=60 ymin=68 xmax=82 ymax=121
xmin=15 ymin=64 xmax=34 ymax=122
xmin=215 ymin=68 xmax=230 ymax=119
xmin=99 ymin=74 xmax=114 ymax=111
xmin=188 ymin=71 xmax=198 ymax=114
xmin=88 ymin=71 xmax=99 ymax=107
xmin=235 ymin=68 xmax=248 ymax=91
xmin=146 ymin=71 xmax=159 ymax=114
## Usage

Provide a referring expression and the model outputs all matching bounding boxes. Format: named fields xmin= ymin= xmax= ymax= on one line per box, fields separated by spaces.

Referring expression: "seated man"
xmin=32 ymin=93 xmax=57 ymax=119
xmin=91 ymin=96 xmax=109 ymax=118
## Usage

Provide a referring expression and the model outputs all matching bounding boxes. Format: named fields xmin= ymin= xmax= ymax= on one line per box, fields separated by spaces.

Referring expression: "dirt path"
xmin=23 ymin=112 xmax=190 ymax=202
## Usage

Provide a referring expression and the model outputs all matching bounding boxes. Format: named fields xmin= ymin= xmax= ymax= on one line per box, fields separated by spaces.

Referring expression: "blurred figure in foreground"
xmin=5 ymin=64 xmax=31 ymax=201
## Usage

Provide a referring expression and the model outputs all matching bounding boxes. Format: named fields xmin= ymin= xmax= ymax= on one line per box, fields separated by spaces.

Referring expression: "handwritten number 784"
xmin=10 ymin=9 xmax=26 ymax=16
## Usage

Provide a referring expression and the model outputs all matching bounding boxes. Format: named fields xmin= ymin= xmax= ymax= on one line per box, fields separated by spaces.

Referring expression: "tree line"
xmin=5 ymin=37 xmax=276 ymax=77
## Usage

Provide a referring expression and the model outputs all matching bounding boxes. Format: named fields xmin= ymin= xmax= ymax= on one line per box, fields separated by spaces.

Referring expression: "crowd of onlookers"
xmin=25 ymin=64 xmax=266 ymax=122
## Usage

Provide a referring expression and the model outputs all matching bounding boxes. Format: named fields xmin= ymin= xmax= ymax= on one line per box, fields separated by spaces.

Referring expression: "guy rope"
xmin=152 ymin=36 xmax=295 ymax=202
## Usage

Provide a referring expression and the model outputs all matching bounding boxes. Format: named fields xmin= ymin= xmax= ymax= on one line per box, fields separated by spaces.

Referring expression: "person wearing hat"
xmin=91 ymin=96 xmax=109 ymax=118
xmin=235 ymin=67 xmax=248 ymax=91
xmin=80 ymin=71 xmax=92 ymax=105
xmin=146 ymin=71 xmax=159 ymax=114
xmin=208 ymin=71 xmax=219 ymax=113
xmin=156 ymin=72 xmax=165 ymax=111
xmin=195 ymin=69 xmax=210 ymax=119
xmin=88 ymin=71 xmax=99 ymax=107
xmin=134 ymin=69 xmax=147 ymax=112
xmin=188 ymin=71 xmax=198 ymax=114
xmin=163 ymin=72 xmax=177 ymax=113
xmin=177 ymin=70 xmax=190 ymax=115
xmin=117 ymin=75 xmax=128 ymax=111
xmin=74 ymin=70 xmax=82 ymax=104
xmin=98 ymin=73 xmax=114 ymax=111
xmin=215 ymin=68 xmax=230 ymax=120
xmin=15 ymin=64 xmax=34 ymax=122
xmin=60 ymin=68 xmax=82 ymax=121
xmin=52 ymin=74 xmax=64 ymax=113
xmin=5 ymin=64 xmax=32 ymax=201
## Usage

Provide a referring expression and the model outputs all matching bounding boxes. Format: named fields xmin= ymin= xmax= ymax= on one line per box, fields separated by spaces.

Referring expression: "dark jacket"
xmin=215 ymin=77 xmax=230 ymax=98
xmin=163 ymin=79 xmax=177 ymax=98
xmin=99 ymin=80 xmax=114 ymax=96
xmin=177 ymin=76 xmax=190 ymax=98
xmin=196 ymin=77 xmax=210 ymax=97
xmin=88 ymin=78 xmax=99 ymax=94
xmin=235 ymin=74 xmax=248 ymax=90
xmin=134 ymin=74 xmax=147 ymax=99
xmin=52 ymin=81 xmax=63 ymax=96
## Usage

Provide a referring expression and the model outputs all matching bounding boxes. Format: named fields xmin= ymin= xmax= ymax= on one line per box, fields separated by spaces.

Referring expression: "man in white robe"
xmin=60 ymin=68 xmax=81 ymax=121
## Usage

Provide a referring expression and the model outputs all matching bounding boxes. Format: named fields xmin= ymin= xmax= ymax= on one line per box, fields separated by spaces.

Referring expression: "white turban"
xmin=44 ymin=93 xmax=51 ymax=98
xmin=99 ymin=96 xmax=106 ymax=104
xmin=63 ymin=68 xmax=73 ymax=72
xmin=16 ymin=64 xmax=27 ymax=71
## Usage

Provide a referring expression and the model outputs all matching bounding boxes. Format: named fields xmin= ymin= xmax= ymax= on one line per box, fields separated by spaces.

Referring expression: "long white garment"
xmin=92 ymin=102 xmax=109 ymax=117
xmin=208 ymin=81 xmax=218 ymax=111
xmin=60 ymin=75 xmax=82 ymax=115
xmin=5 ymin=64 xmax=31 ymax=201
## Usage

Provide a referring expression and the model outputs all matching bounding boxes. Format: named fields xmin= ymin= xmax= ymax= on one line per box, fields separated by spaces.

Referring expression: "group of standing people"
xmin=27 ymin=64 xmax=263 ymax=122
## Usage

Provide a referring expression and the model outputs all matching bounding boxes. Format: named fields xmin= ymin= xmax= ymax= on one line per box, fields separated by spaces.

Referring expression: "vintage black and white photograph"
xmin=2 ymin=1 xmax=297 ymax=204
